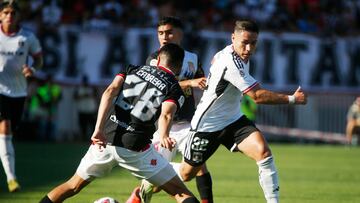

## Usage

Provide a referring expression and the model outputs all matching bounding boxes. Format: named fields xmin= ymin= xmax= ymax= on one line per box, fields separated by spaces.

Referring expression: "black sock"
xmin=39 ymin=195 xmax=53 ymax=203
xmin=196 ymin=173 xmax=213 ymax=203
xmin=182 ymin=196 xmax=200 ymax=203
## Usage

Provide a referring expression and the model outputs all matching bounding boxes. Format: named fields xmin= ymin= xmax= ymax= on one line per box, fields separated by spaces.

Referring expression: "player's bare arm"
xmin=246 ymin=84 xmax=307 ymax=105
xmin=91 ymin=75 xmax=124 ymax=147
xmin=179 ymin=77 xmax=207 ymax=90
xmin=22 ymin=54 xmax=43 ymax=78
xmin=158 ymin=101 xmax=177 ymax=151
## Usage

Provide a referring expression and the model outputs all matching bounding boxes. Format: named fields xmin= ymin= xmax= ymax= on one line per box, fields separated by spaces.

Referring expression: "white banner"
xmin=40 ymin=26 xmax=360 ymax=91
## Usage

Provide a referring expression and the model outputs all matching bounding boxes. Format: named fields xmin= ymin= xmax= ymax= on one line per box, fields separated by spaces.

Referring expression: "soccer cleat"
xmin=8 ymin=179 xmax=21 ymax=192
xmin=139 ymin=180 xmax=154 ymax=203
xmin=126 ymin=187 xmax=141 ymax=203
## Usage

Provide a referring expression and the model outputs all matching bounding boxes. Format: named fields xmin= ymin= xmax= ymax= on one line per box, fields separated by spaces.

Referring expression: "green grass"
xmin=0 ymin=142 xmax=360 ymax=203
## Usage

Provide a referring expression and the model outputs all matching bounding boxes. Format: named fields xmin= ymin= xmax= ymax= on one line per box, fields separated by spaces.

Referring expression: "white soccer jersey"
xmin=0 ymin=27 xmax=42 ymax=97
xmin=191 ymin=45 xmax=258 ymax=132
xmin=149 ymin=50 xmax=199 ymax=80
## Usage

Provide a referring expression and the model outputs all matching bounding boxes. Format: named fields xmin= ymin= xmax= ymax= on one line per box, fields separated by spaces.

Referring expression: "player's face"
xmin=231 ymin=30 xmax=258 ymax=63
xmin=157 ymin=24 xmax=183 ymax=47
xmin=0 ymin=7 xmax=19 ymax=26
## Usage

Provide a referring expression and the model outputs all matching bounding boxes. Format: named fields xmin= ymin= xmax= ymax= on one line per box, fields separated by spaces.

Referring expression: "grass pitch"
xmin=0 ymin=142 xmax=359 ymax=203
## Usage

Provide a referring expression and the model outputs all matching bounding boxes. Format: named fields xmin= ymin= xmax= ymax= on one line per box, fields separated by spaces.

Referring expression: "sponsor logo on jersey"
xmin=109 ymin=114 xmax=135 ymax=131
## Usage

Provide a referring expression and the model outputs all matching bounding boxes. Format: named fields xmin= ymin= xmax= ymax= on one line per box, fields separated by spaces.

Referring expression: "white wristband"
xmin=288 ymin=95 xmax=296 ymax=104
xmin=29 ymin=67 xmax=36 ymax=73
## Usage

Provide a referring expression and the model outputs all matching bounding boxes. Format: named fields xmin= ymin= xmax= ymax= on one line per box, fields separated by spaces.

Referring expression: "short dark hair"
xmin=158 ymin=43 xmax=184 ymax=73
xmin=157 ymin=16 xmax=184 ymax=30
xmin=0 ymin=0 xmax=19 ymax=11
xmin=234 ymin=20 xmax=259 ymax=34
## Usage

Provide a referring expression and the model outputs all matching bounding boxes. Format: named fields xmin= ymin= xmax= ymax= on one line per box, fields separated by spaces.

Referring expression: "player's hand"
xmin=22 ymin=65 xmax=35 ymax=78
xmin=293 ymin=86 xmax=307 ymax=105
xmin=191 ymin=77 xmax=207 ymax=90
xmin=160 ymin=137 xmax=176 ymax=151
xmin=91 ymin=129 xmax=107 ymax=150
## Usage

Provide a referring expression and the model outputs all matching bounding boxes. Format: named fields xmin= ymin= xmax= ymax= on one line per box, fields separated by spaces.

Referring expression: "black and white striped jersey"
xmin=0 ymin=27 xmax=42 ymax=97
xmin=191 ymin=45 xmax=258 ymax=132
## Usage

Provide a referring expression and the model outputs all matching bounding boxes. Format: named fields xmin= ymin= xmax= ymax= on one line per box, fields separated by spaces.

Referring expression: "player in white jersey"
xmin=174 ymin=20 xmax=307 ymax=203
xmin=127 ymin=16 xmax=213 ymax=203
xmin=0 ymin=0 xmax=43 ymax=192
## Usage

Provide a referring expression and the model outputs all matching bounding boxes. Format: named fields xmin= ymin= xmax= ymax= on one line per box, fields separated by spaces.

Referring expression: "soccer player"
xmin=39 ymin=43 xmax=200 ymax=203
xmin=126 ymin=16 xmax=213 ymax=203
xmin=174 ymin=20 xmax=307 ymax=203
xmin=346 ymin=96 xmax=360 ymax=146
xmin=0 ymin=0 xmax=43 ymax=192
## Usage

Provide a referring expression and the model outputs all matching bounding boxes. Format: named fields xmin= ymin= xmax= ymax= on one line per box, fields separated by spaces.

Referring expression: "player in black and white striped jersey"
xmin=0 ymin=0 xmax=43 ymax=192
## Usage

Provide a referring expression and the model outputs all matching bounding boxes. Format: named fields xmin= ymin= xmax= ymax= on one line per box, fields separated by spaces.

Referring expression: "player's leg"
xmin=0 ymin=96 xmax=25 ymax=192
xmin=173 ymin=124 xmax=214 ymax=203
xmin=237 ymin=131 xmax=279 ymax=203
xmin=40 ymin=144 xmax=117 ymax=202
xmin=195 ymin=164 xmax=213 ymax=203
xmin=40 ymin=174 xmax=91 ymax=203
xmin=120 ymin=145 xmax=199 ymax=203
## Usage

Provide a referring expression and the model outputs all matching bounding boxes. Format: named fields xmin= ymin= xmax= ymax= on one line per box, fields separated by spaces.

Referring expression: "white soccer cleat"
xmin=139 ymin=179 xmax=154 ymax=203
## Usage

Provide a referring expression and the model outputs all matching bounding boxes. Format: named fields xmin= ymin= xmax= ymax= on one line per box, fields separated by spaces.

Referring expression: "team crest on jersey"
xmin=149 ymin=59 xmax=158 ymax=66
xmin=239 ymin=70 xmax=245 ymax=77
xmin=18 ymin=40 xmax=25 ymax=47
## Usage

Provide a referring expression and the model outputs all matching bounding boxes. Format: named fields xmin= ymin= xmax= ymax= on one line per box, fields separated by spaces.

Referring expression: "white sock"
xmin=0 ymin=135 xmax=16 ymax=181
xmin=170 ymin=162 xmax=183 ymax=181
xmin=257 ymin=156 xmax=279 ymax=203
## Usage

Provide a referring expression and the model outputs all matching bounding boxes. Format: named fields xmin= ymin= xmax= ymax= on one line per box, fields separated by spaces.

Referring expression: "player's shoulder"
xmin=18 ymin=27 xmax=38 ymax=38
xmin=211 ymin=45 xmax=234 ymax=66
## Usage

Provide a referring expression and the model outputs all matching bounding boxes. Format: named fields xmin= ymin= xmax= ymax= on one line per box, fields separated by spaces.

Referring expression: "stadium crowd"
xmin=17 ymin=0 xmax=360 ymax=36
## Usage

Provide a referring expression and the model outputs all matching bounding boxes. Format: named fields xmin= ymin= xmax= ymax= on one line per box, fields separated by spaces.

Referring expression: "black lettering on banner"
xmin=101 ymin=34 xmax=128 ymax=78
xmin=40 ymin=29 xmax=61 ymax=73
xmin=139 ymin=35 xmax=151 ymax=64
xmin=311 ymin=40 xmax=340 ymax=85
xmin=281 ymin=40 xmax=307 ymax=84
xmin=348 ymin=44 xmax=360 ymax=86
xmin=261 ymin=39 xmax=274 ymax=83
xmin=65 ymin=31 xmax=78 ymax=77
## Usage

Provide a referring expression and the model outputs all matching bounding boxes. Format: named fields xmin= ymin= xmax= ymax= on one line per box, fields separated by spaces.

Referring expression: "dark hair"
xmin=158 ymin=43 xmax=184 ymax=73
xmin=157 ymin=16 xmax=184 ymax=30
xmin=0 ymin=0 xmax=20 ymax=11
xmin=234 ymin=20 xmax=259 ymax=34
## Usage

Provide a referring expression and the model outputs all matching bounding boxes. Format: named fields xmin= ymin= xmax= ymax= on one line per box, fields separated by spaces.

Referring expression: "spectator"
xmin=346 ymin=97 xmax=360 ymax=146
xmin=73 ymin=75 xmax=98 ymax=141
xmin=28 ymin=75 xmax=62 ymax=141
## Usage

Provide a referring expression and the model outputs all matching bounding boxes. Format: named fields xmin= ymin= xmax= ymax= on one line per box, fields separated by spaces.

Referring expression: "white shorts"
xmin=152 ymin=121 xmax=190 ymax=161
xmin=76 ymin=144 xmax=176 ymax=186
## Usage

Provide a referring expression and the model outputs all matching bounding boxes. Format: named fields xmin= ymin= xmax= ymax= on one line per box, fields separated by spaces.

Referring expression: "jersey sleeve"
xmin=29 ymin=33 xmax=42 ymax=56
xmin=117 ymin=64 xmax=139 ymax=78
xmin=223 ymin=59 xmax=258 ymax=93
xmin=163 ymin=83 xmax=185 ymax=112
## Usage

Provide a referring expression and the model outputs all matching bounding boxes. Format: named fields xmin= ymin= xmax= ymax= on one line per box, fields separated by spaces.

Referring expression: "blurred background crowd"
xmin=17 ymin=0 xmax=360 ymax=36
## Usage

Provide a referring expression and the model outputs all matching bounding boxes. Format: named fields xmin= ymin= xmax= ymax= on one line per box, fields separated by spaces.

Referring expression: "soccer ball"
xmin=93 ymin=197 xmax=119 ymax=203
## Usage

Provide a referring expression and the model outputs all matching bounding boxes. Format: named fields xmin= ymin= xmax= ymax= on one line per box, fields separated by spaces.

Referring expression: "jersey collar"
xmin=158 ymin=65 xmax=175 ymax=76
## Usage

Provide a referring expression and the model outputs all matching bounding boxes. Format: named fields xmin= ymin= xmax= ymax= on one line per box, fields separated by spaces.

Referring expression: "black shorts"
xmin=0 ymin=95 xmax=26 ymax=131
xmin=184 ymin=116 xmax=258 ymax=166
